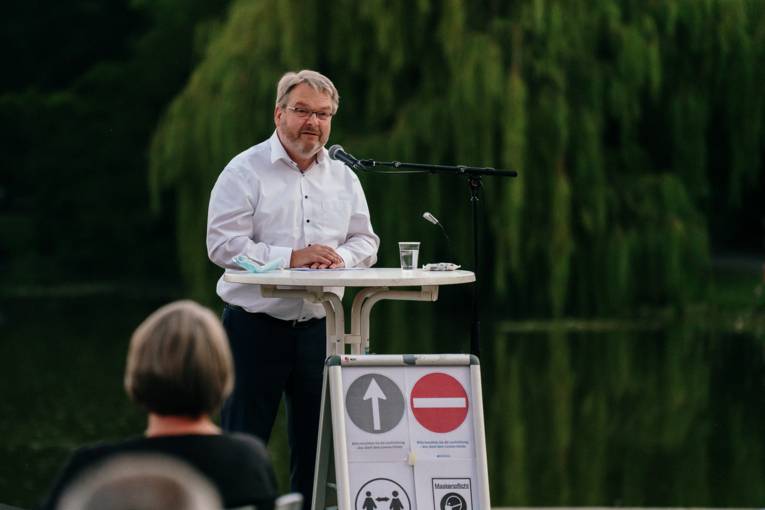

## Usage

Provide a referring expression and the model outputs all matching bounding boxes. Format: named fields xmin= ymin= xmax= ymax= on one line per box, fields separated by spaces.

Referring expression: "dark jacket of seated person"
xmin=40 ymin=300 xmax=278 ymax=510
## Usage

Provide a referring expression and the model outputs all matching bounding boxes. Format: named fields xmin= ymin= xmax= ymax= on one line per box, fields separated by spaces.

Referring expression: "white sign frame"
xmin=311 ymin=354 xmax=491 ymax=510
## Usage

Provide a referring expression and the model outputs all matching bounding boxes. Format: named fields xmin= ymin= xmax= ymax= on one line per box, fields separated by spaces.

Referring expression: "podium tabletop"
xmin=223 ymin=267 xmax=475 ymax=287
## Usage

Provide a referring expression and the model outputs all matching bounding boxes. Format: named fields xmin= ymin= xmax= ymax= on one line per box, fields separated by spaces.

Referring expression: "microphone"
xmin=422 ymin=212 xmax=439 ymax=226
xmin=422 ymin=212 xmax=450 ymax=241
xmin=422 ymin=211 xmax=455 ymax=265
xmin=328 ymin=144 xmax=364 ymax=170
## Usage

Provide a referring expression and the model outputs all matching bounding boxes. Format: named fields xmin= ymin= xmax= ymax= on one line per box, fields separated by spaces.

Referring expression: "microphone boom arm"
xmin=358 ymin=159 xmax=518 ymax=178
xmin=342 ymin=149 xmax=519 ymax=358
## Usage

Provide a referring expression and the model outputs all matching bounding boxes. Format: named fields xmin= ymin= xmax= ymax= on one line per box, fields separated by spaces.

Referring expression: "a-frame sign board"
xmin=311 ymin=354 xmax=491 ymax=510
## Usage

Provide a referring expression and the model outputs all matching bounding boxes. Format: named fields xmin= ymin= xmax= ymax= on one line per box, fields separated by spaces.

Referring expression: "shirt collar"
xmin=269 ymin=131 xmax=328 ymax=168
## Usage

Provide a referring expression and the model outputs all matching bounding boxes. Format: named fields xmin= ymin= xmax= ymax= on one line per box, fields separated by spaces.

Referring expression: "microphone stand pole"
xmin=469 ymin=176 xmax=481 ymax=359
xmin=356 ymin=158 xmax=518 ymax=358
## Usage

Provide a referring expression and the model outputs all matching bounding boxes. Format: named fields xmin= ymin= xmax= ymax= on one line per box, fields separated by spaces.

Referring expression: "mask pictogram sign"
xmin=432 ymin=478 xmax=472 ymax=510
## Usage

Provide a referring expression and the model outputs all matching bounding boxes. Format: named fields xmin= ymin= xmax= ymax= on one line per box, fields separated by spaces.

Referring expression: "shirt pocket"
xmin=318 ymin=199 xmax=352 ymax=235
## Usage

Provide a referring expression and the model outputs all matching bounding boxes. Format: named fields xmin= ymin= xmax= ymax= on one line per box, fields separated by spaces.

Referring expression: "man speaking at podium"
xmin=206 ymin=69 xmax=379 ymax=506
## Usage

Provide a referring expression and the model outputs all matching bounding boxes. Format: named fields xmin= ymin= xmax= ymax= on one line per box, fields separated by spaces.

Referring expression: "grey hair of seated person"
xmin=56 ymin=453 xmax=222 ymax=510
xmin=124 ymin=299 xmax=234 ymax=417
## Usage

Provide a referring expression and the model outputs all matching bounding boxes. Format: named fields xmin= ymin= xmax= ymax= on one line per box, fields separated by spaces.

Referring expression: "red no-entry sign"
xmin=410 ymin=372 xmax=469 ymax=433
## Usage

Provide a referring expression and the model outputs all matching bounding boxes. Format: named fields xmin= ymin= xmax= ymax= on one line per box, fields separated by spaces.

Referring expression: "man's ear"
xmin=274 ymin=105 xmax=282 ymax=127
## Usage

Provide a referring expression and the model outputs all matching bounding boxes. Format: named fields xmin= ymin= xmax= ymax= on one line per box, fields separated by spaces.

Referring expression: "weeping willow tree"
xmin=149 ymin=0 xmax=765 ymax=317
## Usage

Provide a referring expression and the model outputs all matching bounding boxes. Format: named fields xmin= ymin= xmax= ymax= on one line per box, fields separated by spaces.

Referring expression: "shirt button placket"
xmin=302 ymin=177 xmax=312 ymax=245
xmin=297 ymin=168 xmax=309 ymax=324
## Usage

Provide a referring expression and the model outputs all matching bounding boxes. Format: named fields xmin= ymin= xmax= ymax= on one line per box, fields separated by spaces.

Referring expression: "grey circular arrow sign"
xmin=345 ymin=373 xmax=405 ymax=433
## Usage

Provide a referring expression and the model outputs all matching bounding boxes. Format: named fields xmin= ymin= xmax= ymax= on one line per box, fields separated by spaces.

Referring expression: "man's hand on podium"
xmin=290 ymin=244 xmax=345 ymax=269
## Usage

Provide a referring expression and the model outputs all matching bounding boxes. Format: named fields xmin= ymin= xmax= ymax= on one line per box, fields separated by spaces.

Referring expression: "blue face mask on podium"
xmin=232 ymin=255 xmax=283 ymax=273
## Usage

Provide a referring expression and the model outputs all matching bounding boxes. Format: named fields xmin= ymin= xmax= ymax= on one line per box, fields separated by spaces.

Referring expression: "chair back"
xmin=274 ymin=492 xmax=303 ymax=510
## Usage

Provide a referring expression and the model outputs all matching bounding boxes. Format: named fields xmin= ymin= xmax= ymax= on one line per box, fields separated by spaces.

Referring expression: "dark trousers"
xmin=221 ymin=305 xmax=326 ymax=509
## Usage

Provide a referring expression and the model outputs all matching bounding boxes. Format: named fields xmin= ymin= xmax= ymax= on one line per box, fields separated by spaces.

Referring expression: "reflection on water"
xmin=0 ymin=296 xmax=763 ymax=507
xmin=484 ymin=323 xmax=764 ymax=506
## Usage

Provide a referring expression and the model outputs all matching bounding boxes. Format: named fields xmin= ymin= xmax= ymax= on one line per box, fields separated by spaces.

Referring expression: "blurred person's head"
xmin=124 ymin=300 xmax=234 ymax=418
xmin=57 ymin=454 xmax=222 ymax=510
xmin=274 ymin=70 xmax=338 ymax=167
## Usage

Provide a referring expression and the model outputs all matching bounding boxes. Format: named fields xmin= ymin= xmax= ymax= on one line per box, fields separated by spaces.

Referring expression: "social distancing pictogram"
xmin=355 ymin=478 xmax=411 ymax=510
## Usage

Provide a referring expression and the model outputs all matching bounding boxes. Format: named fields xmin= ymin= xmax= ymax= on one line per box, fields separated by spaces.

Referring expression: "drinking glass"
xmin=398 ymin=242 xmax=420 ymax=270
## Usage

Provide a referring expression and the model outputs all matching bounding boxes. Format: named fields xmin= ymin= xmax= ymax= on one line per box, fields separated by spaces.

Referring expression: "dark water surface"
xmin=1 ymin=295 xmax=763 ymax=508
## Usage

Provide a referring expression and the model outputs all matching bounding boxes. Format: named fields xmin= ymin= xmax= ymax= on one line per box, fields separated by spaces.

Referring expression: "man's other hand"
xmin=290 ymin=245 xmax=345 ymax=269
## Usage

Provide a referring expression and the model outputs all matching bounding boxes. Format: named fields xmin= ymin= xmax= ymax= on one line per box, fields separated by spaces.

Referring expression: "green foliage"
xmin=150 ymin=0 xmax=765 ymax=314
xmin=0 ymin=0 xmax=232 ymax=287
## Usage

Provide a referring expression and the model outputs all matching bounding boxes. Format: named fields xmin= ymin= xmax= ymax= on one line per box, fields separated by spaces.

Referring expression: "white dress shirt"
xmin=207 ymin=132 xmax=380 ymax=320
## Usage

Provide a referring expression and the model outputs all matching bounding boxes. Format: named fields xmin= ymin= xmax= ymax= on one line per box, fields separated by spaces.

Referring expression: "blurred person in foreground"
xmin=41 ymin=300 xmax=277 ymax=510
xmin=206 ymin=69 xmax=379 ymax=506
xmin=56 ymin=454 xmax=222 ymax=510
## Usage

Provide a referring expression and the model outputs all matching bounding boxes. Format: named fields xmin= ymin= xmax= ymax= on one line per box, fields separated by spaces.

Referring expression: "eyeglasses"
xmin=285 ymin=106 xmax=334 ymax=121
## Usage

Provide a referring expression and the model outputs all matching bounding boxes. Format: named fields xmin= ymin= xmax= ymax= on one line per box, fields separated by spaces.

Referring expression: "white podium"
xmin=223 ymin=268 xmax=475 ymax=355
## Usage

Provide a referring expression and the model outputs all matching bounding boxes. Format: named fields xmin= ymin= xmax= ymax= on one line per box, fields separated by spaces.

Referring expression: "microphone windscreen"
xmin=328 ymin=144 xmax=343 ymax=160
xmin=422 ymin=212 xmax=439 ymax=225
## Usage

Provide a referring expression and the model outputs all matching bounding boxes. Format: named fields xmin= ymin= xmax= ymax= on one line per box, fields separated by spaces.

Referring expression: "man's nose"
xmin=303 ymin=115 xmax=320 ymax=130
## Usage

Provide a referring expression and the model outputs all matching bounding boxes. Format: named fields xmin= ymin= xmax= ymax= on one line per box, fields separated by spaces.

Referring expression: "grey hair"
xmin=275 ymin=70 xmax=339 ymax=114
xmin=124 ymin=299 xmax=234 ymax=418
xmin=57 ymin=454 xmax=223 ymax=510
